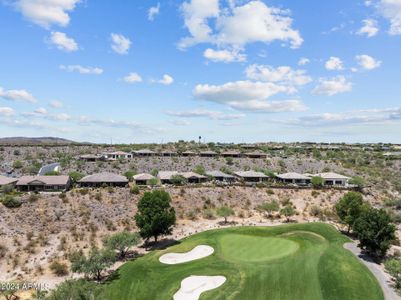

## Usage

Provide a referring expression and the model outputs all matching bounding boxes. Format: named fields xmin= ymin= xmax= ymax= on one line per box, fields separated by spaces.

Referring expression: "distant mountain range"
xmin=0 ymin=137 xmax=79 ymax=145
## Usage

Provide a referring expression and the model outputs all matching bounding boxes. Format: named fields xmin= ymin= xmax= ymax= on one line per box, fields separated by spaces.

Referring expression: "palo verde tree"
xmin=217 ymin=206 xmax=234 ymax=224
xmin=134 ymin=190 xmax=176 ymax=243
xmin=335 ymin=191 xmax=367 ymax=233
xmin=103 ymin=231 xmax=140 ymax=259
xmin=353 ymin=208 xmax=396 ymax=258
xmin=70 ymin=247 xmax=115 ymax=281
xmin=258 ymin=201 xmax=279 ymax=218
xmin=311 ymin=176 xmax=324 ymax=188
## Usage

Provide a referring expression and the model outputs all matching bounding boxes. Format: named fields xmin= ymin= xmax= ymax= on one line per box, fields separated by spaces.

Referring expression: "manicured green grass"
xmin=99 ymin=223 xmax=384 ymax=300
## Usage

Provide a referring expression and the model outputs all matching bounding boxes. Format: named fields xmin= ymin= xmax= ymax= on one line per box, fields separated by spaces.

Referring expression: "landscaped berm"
xmin=101 ymin=223 xmax=384 ymax=300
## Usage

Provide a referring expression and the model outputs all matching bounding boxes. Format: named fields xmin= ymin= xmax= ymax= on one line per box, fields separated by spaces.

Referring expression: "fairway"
xmin=101 ymin=223 xmax=384 ymax=300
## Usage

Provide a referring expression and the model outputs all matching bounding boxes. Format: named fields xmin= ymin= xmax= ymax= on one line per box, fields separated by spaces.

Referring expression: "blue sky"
xmin=0 ymin=0 xmax=400 ymax=144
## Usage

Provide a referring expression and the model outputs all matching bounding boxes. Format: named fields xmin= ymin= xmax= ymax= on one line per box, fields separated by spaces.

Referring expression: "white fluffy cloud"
xmin=49 ymin=100 xmax=63 ymax=108
xmin=50 ymin=31 xmax=78 ymax=52
xmin=148 ymin=3 xmax=160 ymax=21
xmin=166 ymin=109 xmax=245 ymax=120
xmin=193 ymin=80 xmax=305 ymax=113
xmin=325 ymin=56 xmax=344 ymax=71
xmin=0 ymin=107 xmax=15 ymax=116
xmin=357 ymin=19 xmax=379 ymax=37
xmin=356 ymin=54 xmax=382 ymax=70
xmin=203 ymin=48 xmax=246 ymax=63
xmin=179 ymin=0 xmax=302 ymax=49
xmin=60 ymin=65 xmax=103 ymax=75
xmin=379 ymin=0 xmax=401 ymax=35
xmin=312 ymin=76 xmax=352 ymax=96
xmin=298 ymin=58 xmax=310 ymax=66
xmin=123 ymin=72 xmax=143 ymax=83
xmin=110 ymin=33 xmax=131 ymax=54
xmin=157 ymin=74 xmax=174 ymax=85
xmin=0 ymin=87 xmax=36 ymax=103
xmin=15 ymin=0 xmax=80 ymax=28
xmin=289 ymin=107 xmax=401 ymax=126
xmin=245 ymin=64 xmax=312 ymax=89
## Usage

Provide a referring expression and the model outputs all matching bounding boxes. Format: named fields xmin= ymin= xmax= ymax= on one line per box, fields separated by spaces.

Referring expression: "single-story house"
xmin=181 ymin=172 xmax=208 ymax=183
xmin=0 ymin=175 xmax=18 ymax=187
xmin=103 ymin=151 xmax=133 ymax=160
xmin=157 ymin=171 xmax=179 ymax=184
xmin=234 ymin=171 xmax=269 ymax=183
xmin=79 ymin=154 xmax=104 ymax=162
xmin=78 ymin=173 xmax=129 ymax=187
xmin=157 ymin=171 xmax=207 ymax=184
xmin=38 ymin=163 xmax=61 ymax=175
xmin=160 ymin=150 xmax=177 ymax=157
xmin=276 ymin=172 xmax=311 ymax=185
xmin=133 ymin=149 xmax=156 ymax=157
xmin=199 ymin=150 xmax=218 ymax=157
xmin=206 ymin=171 xmax=236 ymax=183
xmin=244 ymin=152 xmax=267 ymax=159
xmin=315 ymin=172 xmax=350 ymax=186
xmin=133 ymin=173 xmax=156 ymax=185
xmin=16 ymin=175 xmax=71 ymax=192
xmin=221 ymin=151 xmax=241 ymax=158
xmin=182 ymin=151 xmax=196 ymax=157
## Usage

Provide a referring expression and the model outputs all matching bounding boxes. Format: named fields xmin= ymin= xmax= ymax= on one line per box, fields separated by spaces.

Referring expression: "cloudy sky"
xmin=0 ymin=0 xmax=400 ymax=144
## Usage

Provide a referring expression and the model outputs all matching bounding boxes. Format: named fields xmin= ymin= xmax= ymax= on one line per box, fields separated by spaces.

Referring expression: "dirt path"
xmin=344 ymin=243 xmax=400 ymax=300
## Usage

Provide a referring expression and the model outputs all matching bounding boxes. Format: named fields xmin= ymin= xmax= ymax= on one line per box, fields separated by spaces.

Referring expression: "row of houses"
xmin=0 ymin=171 xmax=351 ymax=193
xmin=79 ymin=149 xmax=268 ymax=161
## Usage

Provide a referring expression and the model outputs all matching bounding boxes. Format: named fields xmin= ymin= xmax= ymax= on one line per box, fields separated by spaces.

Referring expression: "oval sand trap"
xmin=173 ymin=275 xmax=226 ymax=300
xmin=219 ymin=234 xmax=299 ymax=262
xmin=159 ymin=245 xmax=214 ymax=264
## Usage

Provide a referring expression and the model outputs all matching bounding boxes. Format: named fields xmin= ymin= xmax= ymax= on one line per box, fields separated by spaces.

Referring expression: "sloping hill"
xmin=0 ymin=137 xmax=78 ymax=145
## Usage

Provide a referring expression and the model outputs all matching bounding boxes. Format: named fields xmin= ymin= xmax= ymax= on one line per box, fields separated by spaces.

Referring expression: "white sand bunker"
xmin=173 ymin=275 xmax=226 ymax=300
xmin=159 ymin=245 xmax=214 ymax=265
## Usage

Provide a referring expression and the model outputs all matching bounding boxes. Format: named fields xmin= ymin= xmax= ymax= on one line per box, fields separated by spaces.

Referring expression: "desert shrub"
xmin=1 ymin=184 xmax=14 ymax=194
xmin=266 ymin=189 xmax=275 ymax=195
xmin=50 ymin=261 xmax=69 ymax=276
xmin=202 ymin=209 xmax=215 ymax=219
xmin=79 ymin=188 xmax=89 ymax=196
xmin=28 ymin=193 xmax=40 ymax=202
xmin=12 ymin=160 xmax=23 ymax=169
xmin=1 ymin=195 xmax=22 ymax=208
xmin=130 ymin=185 xmax=140 ymax=194
xmin=310 ymin=205 xmax=322 ymax=217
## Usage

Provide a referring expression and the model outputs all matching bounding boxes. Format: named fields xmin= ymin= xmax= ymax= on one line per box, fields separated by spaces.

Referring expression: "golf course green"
xmin=100 ymin=223 xmax=384 ymax=300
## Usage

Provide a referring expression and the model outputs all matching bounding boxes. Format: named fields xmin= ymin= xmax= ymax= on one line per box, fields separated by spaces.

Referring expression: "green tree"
xmin=68 ymin=171 xmax=84 ymax=183
xmin=311 ymin=176 xmax=324 ymax=188
xmin=46 ymin=279 xmax=100 ymax=300
xmin=194 ymin=165 xmax=206 ymax=175
xmin=335 ymin=192 xmax=367 ymax=233
xmin=258 ymin=201 xmax=279 ymax=218
xmin=12 ymin=160 xmax=23 ymax=169
xmin=124 ymin=170 xmax=136 ymax=181
xmin=134 ymin=190 xmax=176 ymax=242
xmin=280 ymin=205 xmax=296 ymax=222
xmin=170 ymin=175 xmax=187 ymax=185
xmin=70 ymin=248 xmax=115 ymax=281
xmin=349 ymin=176 xmax=365 ymax=189
xmin=353 ymin=208 xmax=396 ymax=258
xmin=150 ymin=169 xmax=159 ymax=176
xmin=103 ymin=231 xmax=140 ymax=259
xmin=385 ymin=259 xmax=401 ymax=289
xmin=217 ymin=206 xmax=234 ymax=224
